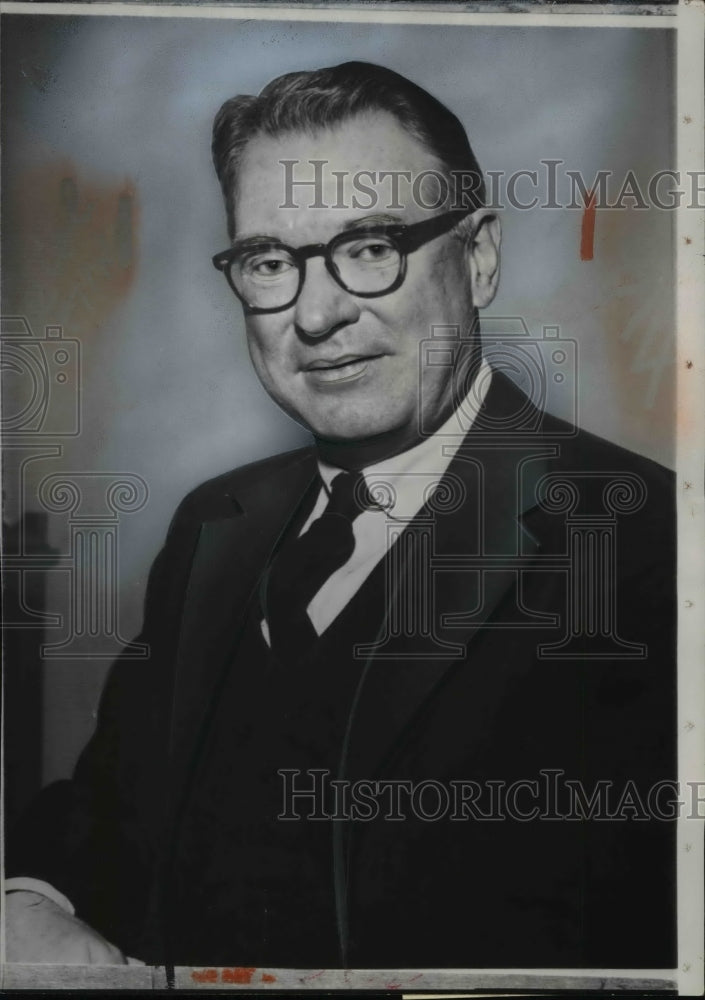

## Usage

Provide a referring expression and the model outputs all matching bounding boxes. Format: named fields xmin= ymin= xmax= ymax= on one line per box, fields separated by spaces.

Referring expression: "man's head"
xmin=212 ymin=62 xmax=500 ymax=461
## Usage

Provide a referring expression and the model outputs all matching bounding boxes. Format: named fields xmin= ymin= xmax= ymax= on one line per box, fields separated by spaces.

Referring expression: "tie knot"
xmin=325 ymin=471 xmax=369 ymax=522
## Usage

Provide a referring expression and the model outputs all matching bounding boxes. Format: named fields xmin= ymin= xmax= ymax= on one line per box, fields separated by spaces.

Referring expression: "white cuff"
xmin=5 ymin=877 xmax=75 ymax=915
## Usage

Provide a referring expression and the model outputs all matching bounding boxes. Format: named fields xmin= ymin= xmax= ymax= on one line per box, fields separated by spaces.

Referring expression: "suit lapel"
xmin=167 ymin=450 xmax=318 ymax=810
xmin=342 ymin=373 xmax=555 ymax=785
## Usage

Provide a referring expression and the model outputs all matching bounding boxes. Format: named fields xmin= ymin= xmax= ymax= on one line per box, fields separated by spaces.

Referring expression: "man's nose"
xmin=293 ymin=257 xmax=361 ymax=339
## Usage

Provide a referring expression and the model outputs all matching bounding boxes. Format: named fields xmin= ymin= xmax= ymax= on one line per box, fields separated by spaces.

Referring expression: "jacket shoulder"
xmin=488 ymin=371 xmax=674 ymax=495
xmin=543 ymin=411 xmax=674 ymax=498
xmin=174 ymin=446 xmax=317 ymax=523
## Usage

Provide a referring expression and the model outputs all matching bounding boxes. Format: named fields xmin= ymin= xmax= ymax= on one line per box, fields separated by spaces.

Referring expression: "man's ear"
xmin=465 ymin=209 xmax=501 ymax=309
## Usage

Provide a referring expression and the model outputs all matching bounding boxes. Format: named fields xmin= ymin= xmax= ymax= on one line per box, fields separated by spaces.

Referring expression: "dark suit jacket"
xmin=8 ymin=371 xmax=676 ymax=969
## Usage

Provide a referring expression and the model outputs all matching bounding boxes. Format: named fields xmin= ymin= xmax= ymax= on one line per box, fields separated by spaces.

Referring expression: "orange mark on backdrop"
xmin=261 ymin=972 xmax=277 ymax=982
xmin=592 ymin=206 xmax=675 ymax=467
xmin=191 ymin=968 xmax=218 ymax=984
xmin=580 ymin=188 xmax=597 ymax=261
xmin=5 ymin=159 xmax=139 ymax=336
xmin=221 ymin=967 xmax=256 ymax=984
xmin=3 ymin=159 xmax=140 ymax=500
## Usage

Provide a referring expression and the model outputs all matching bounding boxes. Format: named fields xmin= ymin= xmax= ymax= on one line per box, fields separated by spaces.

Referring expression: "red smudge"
xmin=191 ymin=968 xmax=218 ymax=983
xmin=580 ymin=187 xmax=597 ymax=261
xmin=386 ymin=972 xmax=422 ymax=990
xmin=261 ymin=973 xmax=277 ymax=982
xmin=221 ymin=967 xmax=256 ymax=984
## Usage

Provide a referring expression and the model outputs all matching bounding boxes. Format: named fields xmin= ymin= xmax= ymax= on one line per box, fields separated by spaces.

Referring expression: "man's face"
xmin=231 ymin=111 xmax=499 ymax=449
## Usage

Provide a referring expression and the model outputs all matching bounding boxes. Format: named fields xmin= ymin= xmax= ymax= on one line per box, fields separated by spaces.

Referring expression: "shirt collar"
xmin=318 ymin=357 xmax=492 ymax=520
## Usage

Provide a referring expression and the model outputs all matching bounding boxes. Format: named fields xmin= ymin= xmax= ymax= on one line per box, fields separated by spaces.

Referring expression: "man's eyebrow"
xmin=229 ymin=214 xmax=405 ymax=249
xmin=230 ymin=234 xmax=285 ymax=249
xmin=341 ymin=213 xmax=404 ymax=231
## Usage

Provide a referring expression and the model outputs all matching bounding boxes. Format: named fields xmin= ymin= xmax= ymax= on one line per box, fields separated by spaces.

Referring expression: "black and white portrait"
xmin=2 ymin=4 xmax=702 ymax=993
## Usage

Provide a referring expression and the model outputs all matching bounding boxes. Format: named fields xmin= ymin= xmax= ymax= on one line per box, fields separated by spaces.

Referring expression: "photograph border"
xmin=1 ymin=2 xmax=702 ymax=994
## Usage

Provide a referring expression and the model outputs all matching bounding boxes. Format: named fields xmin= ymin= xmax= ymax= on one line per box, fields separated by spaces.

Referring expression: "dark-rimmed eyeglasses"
xmin=212 ymin=207 xmax=474 ymax=315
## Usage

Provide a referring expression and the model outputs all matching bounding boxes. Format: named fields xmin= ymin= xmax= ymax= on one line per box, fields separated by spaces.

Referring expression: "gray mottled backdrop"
xmin=2 ymin=14 xmax=675 ymax=792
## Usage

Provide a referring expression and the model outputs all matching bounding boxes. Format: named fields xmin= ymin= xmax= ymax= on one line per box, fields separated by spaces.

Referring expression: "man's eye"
xmin=346 ymin=238 xmax=397 ymax=263
xmin=242 ymin=254 xmax=295 ymax=278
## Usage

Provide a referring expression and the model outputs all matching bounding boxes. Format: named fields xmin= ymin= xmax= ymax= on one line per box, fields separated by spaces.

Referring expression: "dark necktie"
xmin=264 ymin=471 xmax=368 ymax=657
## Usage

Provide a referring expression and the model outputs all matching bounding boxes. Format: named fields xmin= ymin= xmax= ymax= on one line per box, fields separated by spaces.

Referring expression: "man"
xmin=6 ymin=62 xmax=675 ymax=970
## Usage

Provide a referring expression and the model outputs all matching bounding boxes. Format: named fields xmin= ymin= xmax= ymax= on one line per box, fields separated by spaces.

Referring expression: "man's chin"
xmin=311 ymin=419 xmax=423 ymax=468
xmin=311 ymin=419 xmax=401 ymax=446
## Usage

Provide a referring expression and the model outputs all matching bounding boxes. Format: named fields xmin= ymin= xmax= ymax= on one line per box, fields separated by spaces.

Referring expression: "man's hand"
xmin=5 ymin=891 xmax=128 ymax=965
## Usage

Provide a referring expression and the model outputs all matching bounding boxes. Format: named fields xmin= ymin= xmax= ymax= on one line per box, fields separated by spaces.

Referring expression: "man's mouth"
xmin=303 ymin=354 xmax=382 ymax=384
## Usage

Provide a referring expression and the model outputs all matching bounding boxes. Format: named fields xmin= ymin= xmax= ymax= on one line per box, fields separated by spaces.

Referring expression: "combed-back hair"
xmin=212 ymin=61 xmax=486 ymax=239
